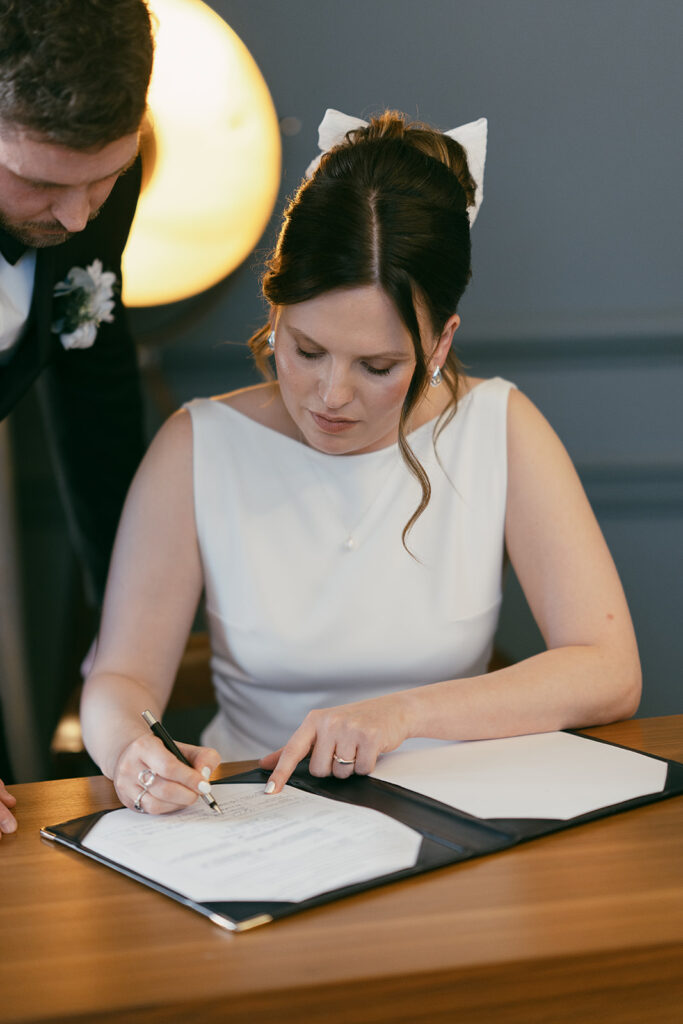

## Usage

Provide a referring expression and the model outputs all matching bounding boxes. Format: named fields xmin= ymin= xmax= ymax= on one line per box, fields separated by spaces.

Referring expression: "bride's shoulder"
xmin=211 ymin=382 xmax=296 ymax=436
xmin=456 ymin=374 xmax=487 ymax=400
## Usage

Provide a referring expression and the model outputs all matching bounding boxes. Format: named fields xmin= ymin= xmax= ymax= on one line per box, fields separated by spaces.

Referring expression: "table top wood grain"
xmin=2 ymin=715 xmax=682 ymax=1024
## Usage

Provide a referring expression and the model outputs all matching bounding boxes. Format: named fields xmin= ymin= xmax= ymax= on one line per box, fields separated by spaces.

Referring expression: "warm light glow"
xmin=122 ymin=0 xmax=281 ymax=306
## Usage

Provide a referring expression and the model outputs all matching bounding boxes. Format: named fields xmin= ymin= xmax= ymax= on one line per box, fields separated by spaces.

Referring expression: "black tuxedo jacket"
xmin=0 ymin=158 xmax=145 ymax=605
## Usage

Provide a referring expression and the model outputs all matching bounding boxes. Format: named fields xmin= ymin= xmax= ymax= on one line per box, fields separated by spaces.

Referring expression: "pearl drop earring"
xmin=430 ymin=365 xmax=442 ymax=388
xmin=267 ymin=330 xmax=275 ymax=351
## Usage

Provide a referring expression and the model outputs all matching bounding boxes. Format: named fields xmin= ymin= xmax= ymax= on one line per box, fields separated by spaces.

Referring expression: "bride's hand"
xmin=259 ymin=693 xmax=411 ymax=793
xmin=112 ymin=734 xmax=221 ymax=815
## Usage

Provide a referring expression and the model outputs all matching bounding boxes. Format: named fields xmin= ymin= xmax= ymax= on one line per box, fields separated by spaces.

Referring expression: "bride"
xmin=81 ymin=110 xmax=640 ymax=815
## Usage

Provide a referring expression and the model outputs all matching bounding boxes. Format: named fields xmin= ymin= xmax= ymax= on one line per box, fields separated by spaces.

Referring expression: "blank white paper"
xmin=370 ymin=731 xmax=668 ymax=820
xmin=83 ymin=783 xmax=421 ymax=903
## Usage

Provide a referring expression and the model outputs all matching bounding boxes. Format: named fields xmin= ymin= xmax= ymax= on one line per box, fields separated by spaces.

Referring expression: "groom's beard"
xmin=0 ymin=205 xmax=102 ymax=248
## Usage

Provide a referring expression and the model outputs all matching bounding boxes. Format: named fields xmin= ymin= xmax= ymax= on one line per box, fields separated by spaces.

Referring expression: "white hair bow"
xmin=305 ymin=108 xmax=488 ymax=225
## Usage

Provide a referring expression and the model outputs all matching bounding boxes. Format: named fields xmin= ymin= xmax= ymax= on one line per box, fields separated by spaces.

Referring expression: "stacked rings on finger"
xmin=333 ymin=754 xmax=356 ymax=765
xmin=134 ymin=768 xmax=157 ymax=812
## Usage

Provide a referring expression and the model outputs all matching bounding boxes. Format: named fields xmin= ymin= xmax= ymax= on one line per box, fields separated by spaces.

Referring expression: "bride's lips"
xmin=310 ymin=411 xmax=357 ymax=434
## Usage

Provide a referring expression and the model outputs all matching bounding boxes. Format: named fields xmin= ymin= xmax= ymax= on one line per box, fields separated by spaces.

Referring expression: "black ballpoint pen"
xmin=141 ymin=709 xmax=222 ymax=814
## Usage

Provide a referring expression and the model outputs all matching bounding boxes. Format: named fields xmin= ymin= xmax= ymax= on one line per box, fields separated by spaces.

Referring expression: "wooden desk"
xmin=2 ymin=716 xmax=682 ymax=1024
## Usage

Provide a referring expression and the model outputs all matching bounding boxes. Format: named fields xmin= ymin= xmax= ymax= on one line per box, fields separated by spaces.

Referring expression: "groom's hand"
xmin=0 ymin=780 xmax=17 ymax=838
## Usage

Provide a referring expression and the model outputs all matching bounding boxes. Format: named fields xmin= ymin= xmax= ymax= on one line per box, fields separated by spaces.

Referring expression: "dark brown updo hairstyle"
xmin=249 ymin=111 xmax=477 ymax=545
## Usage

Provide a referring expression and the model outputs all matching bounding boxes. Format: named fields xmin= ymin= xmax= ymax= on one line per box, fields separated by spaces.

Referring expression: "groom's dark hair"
xmin=0 ymin=0 xmax=154 ymax=148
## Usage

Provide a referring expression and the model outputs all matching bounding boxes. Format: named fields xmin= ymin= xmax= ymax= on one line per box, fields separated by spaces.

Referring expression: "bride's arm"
xmin=80 ymin=410 xmax=220 ymax=810
xmin=401 ymin=388 xmax=641 ymax=736
xmin=262 ymin=389 xmax=641 ymax=790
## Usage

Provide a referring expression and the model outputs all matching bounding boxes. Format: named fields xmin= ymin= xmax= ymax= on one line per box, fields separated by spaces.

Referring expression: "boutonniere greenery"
xmin=51 ymin=259 xmax=117 ymax=350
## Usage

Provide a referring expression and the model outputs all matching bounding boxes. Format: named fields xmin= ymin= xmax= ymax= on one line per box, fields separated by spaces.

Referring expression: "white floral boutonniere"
xmin=52 ymin=259 xmax=117 ymax=350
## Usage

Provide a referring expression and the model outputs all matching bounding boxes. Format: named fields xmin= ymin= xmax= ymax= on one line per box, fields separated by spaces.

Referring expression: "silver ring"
xmin=133 ymin=789 xmax=147 ymax=813
xmin=333 ymin=755 xmax=356 ymax=765
xmin=137 ymin=768 xmax=156 ymax=789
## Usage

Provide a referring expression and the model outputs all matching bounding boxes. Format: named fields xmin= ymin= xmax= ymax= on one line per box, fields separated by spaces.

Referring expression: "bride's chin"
xmin=304 ymin=429 xmax=362 ymax=455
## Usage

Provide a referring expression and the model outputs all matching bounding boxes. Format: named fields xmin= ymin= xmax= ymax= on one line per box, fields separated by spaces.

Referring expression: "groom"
xmin=0 ymin=0 xmax=154 ymax=803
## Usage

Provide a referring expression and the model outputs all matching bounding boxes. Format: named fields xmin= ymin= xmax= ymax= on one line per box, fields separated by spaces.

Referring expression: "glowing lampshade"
xmin=122 ymin=0 xmax=282 ymax=306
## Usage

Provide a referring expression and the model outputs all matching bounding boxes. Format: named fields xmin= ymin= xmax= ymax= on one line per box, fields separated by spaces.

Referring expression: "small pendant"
xmin=343 ymin=536 xmax=356 ymax=551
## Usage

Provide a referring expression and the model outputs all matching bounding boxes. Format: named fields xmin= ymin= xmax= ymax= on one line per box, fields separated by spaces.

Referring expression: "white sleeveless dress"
xmin=186 ymin=376 xmax=516 ymax=759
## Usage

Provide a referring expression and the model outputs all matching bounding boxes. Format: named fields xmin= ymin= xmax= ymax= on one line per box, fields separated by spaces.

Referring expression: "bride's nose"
xmin=318 ymin=363 xmax=354 ymax=409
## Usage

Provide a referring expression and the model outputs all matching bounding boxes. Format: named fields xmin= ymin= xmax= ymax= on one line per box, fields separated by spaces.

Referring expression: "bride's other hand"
xmin=113 ymin=734 xmax=221 ymax=815
xmin=0 ymin=780 xmax=17 ymax=837
xmin=259 ymin=693 xmax=411 ymax=793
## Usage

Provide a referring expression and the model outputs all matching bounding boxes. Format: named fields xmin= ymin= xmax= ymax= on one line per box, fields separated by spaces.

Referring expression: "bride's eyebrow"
xmin=288 ymin=325 xmax=409 ymax=360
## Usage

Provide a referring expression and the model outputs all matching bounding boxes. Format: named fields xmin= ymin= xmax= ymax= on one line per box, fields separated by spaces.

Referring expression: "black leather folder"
xmin=41 ymin=733 xmax=683 ymax=931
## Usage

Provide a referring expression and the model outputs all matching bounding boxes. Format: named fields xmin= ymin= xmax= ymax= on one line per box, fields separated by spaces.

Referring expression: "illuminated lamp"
xmin=122 ymin=0 xmax=282 ymax=307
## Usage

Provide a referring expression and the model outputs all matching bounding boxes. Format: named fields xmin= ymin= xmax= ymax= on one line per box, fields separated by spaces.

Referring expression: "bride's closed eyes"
xmin=294 ymin=345 xmax=396 ymax=377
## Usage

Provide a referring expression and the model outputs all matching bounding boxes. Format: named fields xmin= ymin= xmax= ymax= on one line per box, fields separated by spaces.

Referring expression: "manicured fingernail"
xmin=264 ymin=781 xmax=276 ymax=794
xmin=198 ymin=780 xmax=212 ymax=794
xmin=201 ymin=766 xmax=211 ymax=779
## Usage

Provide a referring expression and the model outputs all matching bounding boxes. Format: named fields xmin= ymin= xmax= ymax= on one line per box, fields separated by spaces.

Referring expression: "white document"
xmin=371 ymin=731 xmax=668 ymax=820
xmin=83 ymin=783 xmax=421 ymax=904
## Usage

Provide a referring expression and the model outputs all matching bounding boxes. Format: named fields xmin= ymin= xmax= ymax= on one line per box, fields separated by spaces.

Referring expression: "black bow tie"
xmin=0 ymin=226 xmax=29 ymax=265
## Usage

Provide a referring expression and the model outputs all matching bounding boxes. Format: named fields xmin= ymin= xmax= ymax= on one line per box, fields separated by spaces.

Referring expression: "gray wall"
xmin=149 ymin=0 xmax=683 ymax=358
xmin=12 ymin=0 xmax=683 ymax=774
